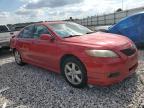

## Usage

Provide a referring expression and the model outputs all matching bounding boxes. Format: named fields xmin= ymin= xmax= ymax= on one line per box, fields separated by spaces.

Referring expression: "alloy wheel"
xmin=64 ymin=62 xmax=82 ymax=85
xmin=14 ymin=51 xmax=22 ymax=64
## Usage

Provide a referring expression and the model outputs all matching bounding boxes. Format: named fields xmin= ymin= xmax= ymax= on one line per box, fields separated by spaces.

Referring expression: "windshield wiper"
xmin=64 ymin=35 xmax=82 ymax=38
xmin=86 ymin=31 xmax=95 ymax=34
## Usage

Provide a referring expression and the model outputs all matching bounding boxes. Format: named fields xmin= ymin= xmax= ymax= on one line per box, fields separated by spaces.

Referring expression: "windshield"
xmin=49 ymin=22 xmax=93 ymax=38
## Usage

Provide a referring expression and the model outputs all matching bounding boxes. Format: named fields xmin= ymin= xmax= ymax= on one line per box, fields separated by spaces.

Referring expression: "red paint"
xmin=10 ymin=22 xmax=138 ymax=86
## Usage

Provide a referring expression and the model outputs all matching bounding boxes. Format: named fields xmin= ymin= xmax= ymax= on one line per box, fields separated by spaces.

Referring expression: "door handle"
xmin=32 ymin=41 xmax=40 ymax=45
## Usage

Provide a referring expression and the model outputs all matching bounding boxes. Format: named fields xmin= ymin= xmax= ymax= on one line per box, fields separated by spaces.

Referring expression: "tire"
xmin=61 ymin=57 xmax=87 ymax=88
xmin=14 ymin=50 xmax=25 ymax=66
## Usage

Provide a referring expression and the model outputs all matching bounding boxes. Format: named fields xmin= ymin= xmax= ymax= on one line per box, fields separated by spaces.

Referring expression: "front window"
xmin=49 ymin=22 xmax=93 ymax=38
xmin=33 ymin=25 xmax=50 ymax=38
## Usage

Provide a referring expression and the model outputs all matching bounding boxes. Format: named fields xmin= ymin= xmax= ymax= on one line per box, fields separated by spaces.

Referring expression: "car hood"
xmin=64 ymin=32 xmax=131 ymax=48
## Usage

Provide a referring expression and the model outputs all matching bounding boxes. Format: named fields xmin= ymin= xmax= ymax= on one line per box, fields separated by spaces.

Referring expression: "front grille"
xmin=121 ymin=48 xmax=136 ymax=56
xmin=108 ymin=72 xmax=120 ymax=78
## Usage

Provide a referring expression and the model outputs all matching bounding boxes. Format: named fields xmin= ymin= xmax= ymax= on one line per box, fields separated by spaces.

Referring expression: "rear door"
xmin=16 ymin=25 xmax=35 ymax=62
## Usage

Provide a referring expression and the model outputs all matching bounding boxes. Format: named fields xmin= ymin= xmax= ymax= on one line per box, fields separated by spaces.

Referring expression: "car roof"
xmin=23 ymin=21 xmax=70 ymax=30
xmin=38 ymin=21 xmax=67 ymax=25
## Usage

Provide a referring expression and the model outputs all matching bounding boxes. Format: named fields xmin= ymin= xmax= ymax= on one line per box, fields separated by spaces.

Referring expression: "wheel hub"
xmin=64 ymin=62 xmax=82 ymax=85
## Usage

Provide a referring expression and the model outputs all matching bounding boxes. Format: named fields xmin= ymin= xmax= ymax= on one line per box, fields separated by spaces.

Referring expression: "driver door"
xmin=30 ymin=24 xmax=59 ymax=70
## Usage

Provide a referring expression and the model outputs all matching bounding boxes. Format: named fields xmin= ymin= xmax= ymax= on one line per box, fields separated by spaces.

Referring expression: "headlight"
xmin=85 ymin=50 xmax=118 ymax=57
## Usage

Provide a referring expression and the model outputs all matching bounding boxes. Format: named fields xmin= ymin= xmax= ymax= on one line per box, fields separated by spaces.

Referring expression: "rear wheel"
xmin=61 ymin=57 xmax=87 ymax=88
xmin=14 ymin=50 xmax=25 ymax=66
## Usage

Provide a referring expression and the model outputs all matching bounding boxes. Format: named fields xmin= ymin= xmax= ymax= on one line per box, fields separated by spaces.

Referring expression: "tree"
xmin=116 ymin=8 xmax=123 ymax=12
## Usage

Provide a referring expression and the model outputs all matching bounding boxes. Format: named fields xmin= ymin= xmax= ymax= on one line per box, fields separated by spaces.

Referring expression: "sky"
xmin=0 ymin=0 xmax=144 ymax=24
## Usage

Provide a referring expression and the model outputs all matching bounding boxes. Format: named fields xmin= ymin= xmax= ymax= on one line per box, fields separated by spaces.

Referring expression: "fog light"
xmin=108 ymin=72 xmax=120 ymax=78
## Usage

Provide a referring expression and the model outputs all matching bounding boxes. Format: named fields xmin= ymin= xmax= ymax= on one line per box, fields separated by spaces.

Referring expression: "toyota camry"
xmin=10 ymin=21 xmax=138 ymax=88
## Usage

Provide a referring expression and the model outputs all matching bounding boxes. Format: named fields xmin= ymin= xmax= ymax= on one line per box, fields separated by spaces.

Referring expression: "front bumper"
xmin=82 ymin=52 xmax=138 ymax=86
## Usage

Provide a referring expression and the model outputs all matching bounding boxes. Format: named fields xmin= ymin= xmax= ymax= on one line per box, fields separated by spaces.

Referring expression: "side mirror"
xmin=40 ymin=34 xmax=54 ymax=41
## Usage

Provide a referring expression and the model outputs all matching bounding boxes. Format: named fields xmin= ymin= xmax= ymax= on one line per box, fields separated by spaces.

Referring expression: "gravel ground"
xmin=0 ymin=49 xmax=143 ymax=108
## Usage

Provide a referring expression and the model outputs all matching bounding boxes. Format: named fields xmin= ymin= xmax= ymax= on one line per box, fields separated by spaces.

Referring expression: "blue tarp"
xmin=108 ymin=12 xmax=144 ymax=46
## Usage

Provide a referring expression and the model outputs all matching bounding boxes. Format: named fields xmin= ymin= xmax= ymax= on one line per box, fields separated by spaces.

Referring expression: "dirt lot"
xmin=0 ymin=49 xmax=144 ymax=108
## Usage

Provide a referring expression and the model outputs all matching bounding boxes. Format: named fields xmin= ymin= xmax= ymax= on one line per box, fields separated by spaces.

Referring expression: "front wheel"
xmin=61 ymin=57 xmax=87 ymax=88
xmin=14 ymin=50 xmax=25 ymax=66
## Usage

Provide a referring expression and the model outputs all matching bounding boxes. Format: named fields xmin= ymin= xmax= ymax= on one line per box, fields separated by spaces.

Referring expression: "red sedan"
xmin=10 ymin=21 xmax=138 ymax=88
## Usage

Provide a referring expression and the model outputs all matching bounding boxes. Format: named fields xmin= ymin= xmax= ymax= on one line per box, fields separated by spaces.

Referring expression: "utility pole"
xmin=122 ymin=0 xmax=124 ymax=10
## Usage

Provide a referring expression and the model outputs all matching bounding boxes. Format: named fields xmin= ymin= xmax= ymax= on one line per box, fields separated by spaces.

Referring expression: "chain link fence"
xmin=71 ymin=7 xmax=144 ymax=27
